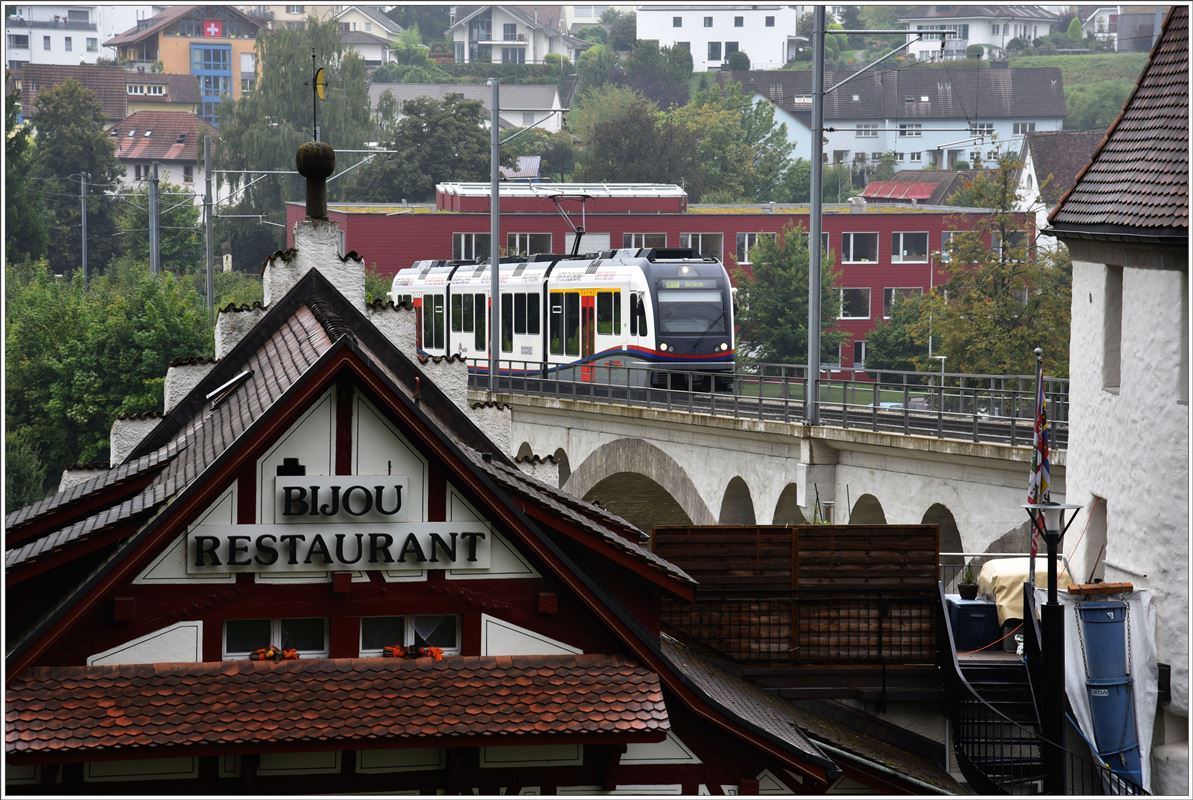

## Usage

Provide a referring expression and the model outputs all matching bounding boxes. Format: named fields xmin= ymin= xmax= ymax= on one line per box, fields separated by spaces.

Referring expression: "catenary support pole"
xmin=148 ymin=161 xmax=160 ymax=275
xmin=807 ymin=6 xmax=825 ymax=425
xmin=80 ymin=172 xmax=89 ymax=288
xmin=204 ymin=135 xmax=214 ymax=322
xmin=489 ymin=79 xmax=500 ymax=393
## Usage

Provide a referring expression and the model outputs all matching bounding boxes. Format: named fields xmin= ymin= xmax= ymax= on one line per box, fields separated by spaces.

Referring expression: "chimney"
xmin=848 ymin=196 xmax=867 ymax=213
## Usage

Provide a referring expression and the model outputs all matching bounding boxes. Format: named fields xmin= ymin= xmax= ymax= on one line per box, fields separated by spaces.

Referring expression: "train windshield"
xmin=658 ymin=289 xmax=727 ymax=334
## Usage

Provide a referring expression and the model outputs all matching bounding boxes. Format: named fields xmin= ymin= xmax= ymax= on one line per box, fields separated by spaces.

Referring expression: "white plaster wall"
xmin=418 ymin=360 xmax=470 ymax=411
xmin=264 ymin=218 xmax=365 ymax=309
xmin=164 ymin=361 xmax=215 ymax=412
xmin=366 ymin=304 xmax=418 ymax=361
xmin=86 ymin=621 xmax=203 ymax=665
xmin=470 ymin=404 xmax=512 ymax=455
xmin=517 ymin=457 xmax=559 ymax=488
xmin=636 ymin=6 xmax=799 ymax=71
xmin=214 ymin=306 xmax=265 ymax=359
xmin=1064 ymin=259 xmax=1189 ymax=794
xmin=57 ymin=466 xmax=107 ymax=492
xmin=109 ymin=416 xmax=162 ymax=466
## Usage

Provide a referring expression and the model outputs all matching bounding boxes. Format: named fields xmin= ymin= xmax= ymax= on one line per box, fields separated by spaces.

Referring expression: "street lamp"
xmin=931 ymin=354 xmax=946 ymax=413
xmin=1023 ymin=500 xmax=1083 ymax=795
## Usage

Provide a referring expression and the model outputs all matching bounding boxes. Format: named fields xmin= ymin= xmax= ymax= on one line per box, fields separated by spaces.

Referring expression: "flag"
xmin=1027 ymin=359 xmax=1051 ymax=557
xmin=202 ymin=19 xmax=223 ymax=37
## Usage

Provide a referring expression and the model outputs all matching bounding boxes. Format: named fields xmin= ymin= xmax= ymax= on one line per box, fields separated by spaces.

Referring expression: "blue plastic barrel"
xmin=1087 ymin=676 xmax=1138 ymax=753
xmin=1102 ymin=744 xmax=1144 ymax=789
xmin=1079 ymin=600 xmax=1128 ymax=678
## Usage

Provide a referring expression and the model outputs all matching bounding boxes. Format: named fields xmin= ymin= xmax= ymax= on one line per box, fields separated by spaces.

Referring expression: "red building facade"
xmin=286 ymin=185 xmax=1028 ymax=371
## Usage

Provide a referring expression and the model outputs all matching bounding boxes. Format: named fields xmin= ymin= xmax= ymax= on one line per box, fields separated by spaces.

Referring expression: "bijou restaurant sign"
xmin=187 ymin=476 xmax=490 ymax=573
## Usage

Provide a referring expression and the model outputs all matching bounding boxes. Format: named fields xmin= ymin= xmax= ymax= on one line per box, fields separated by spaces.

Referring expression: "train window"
xmin=564 ymin=293 xmax=580 ymax=356
xmin=597 ymin=290 xmax=621 ymax=335
xmin=432 ymin=295 xmax=446 ymax=348
xmin=514 ymin=293 xmax=527 ymax=335
xmin=549 ymin=292 xmax=564 ymax=355
xmin=527 ymin=294 xmax=540 ymax=335
xmin=462 ymin=292 xmax=475 ymax=332
xmin=659 ymin=289 xmax=725 ymax=334
xmin=501 ymin=294 xmax=514 ymax=353
xmin=474 ymin=295 xmax=486 ymax=351
xmin=451 ymin=295 xmax=463 ymax=333
xmin=637 ymin=296 xmax=648 ymax=337
xmin=422 ymin=296 xmax=434 ymax=347
xmin=629 ymin=293 xmax=639 ymax=336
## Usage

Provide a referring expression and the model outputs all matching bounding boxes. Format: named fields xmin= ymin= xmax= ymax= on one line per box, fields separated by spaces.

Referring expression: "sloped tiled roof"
xmin=730 ymin=66 xmax=1066 ymax=121
xmin=369 ymin=82 xmax=559 ymax=113
xmin=1048 ymin=5 xmax=1188 ymax=238
xmin=9 ymin=65 xmax=130 ymax=123
xmin=862 ymin=169 xmax=982 ymax=205
xmin=6 ymin=654 xmax=667 ymax=757
xmin=340 ymin=29 xmax=392 ymax=47
xmin=897 ymin=5 xmax=1058 ymax=22
xmin=104 ymin=5 xmax=262 ymax=47
xmin=1021 ymin=129 xmax=1107 ymax=207
xmin=500 ymin=154 xmax=543 ymax=180
xmin=108 ymin=111 xmax=216 ymax=163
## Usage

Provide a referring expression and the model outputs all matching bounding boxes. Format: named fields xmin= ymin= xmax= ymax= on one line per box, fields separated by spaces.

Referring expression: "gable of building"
xmin=108 ymin=110 xmax=216 ymax=162
xmin=104 ymin=4 xmax=263 ymax=47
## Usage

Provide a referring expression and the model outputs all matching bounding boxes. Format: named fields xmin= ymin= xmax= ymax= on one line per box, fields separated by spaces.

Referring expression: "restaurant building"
xmin=287 ymin=184 xmax=1029 ymax=371
xmin=5 ymin=164 xmax=961 ymax=794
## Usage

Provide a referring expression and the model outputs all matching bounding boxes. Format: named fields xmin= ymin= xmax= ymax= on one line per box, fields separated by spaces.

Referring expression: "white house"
xmin=1013 ymin=129 xmax=1105 ymax=252
xmin=108 ymin=110 xmax=217 ymax=205
xmin=731 ymin=65 xmax=1065 ymax=170
xmin=1078 ymin=5 xmax=1121 ymax=49
xmin=447 ymin=5 xmax=588 ymax=64
xmin=333 ymin=5 xmax=403 ymax=40
xmin=635 ymin=4 xmax=800 ymax=71
xmin=368 ymin=82 xmax=564 ymax=133
xmin=898 ymin=5 xmax=1059 ymax=61
xmin=1045 ymin=6 xmax=1188 ymax=795
xmin=3 ymin=4 xmax=155 ymax=68
xmin=238 ymin=4 xmax=339 ymax=30
xmin=564 ymin=4 xmax=637 ymax=29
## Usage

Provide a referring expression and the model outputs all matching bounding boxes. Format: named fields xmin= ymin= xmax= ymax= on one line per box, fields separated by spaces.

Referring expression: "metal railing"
xmin=5 ymin=17 xmax=97 ymax=31
xmin=467 ymin=358 xmax=1069 ymax=448
xmin=939 ymin=583 xmax=1147 ymax=795
xmin=939 ymin=552 xmax=1078 ymax=597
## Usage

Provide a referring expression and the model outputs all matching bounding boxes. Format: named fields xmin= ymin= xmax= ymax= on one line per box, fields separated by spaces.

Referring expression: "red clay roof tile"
xmin=6 ymin=654 xmax=666 ymax=758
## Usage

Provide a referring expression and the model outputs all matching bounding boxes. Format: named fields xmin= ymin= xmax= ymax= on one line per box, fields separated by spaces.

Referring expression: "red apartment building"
xmin=285 ymin=183 xmax=1028 ymax=370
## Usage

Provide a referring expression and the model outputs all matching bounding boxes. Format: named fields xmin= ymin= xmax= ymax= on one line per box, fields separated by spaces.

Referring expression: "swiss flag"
xmin=202 ymin=19 xmax=223 ymax=37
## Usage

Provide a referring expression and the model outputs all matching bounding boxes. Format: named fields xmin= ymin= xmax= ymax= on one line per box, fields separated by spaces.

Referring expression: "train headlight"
xmin=660 ymin=342 xmax=670 ymax=352
xmin=719 ymin=342 xmax=729 ymax=351
xmin=680 ymin=265 xmax=690 ymax=274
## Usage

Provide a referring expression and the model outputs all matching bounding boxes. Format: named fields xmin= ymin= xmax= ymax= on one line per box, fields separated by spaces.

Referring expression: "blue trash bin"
xmin=1102 ymin=744 xmax=1144 ymax=789
xmin=1079 ymin=600 xmax=1128 ymax=678
xmin=1087 ymin=676 xmax=1138 ymax=753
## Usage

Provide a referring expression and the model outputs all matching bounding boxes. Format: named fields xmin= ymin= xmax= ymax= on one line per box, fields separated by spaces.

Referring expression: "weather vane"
xmin=305 ymin=50 xmax=326 ymax=141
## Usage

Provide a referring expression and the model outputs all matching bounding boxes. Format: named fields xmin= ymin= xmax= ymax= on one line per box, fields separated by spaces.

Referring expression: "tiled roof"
xmin=1022 ymin=129 xmax=1107 ymax=207
xmin=861 ymin=169 xmax=981 ymax=205
xmin=105 ymin=6 xmax=262 ymax=47
xmin=732 ymin=67 xmax=1066 ymax=121
xmin=338 ymin=5 xmax=404 ymax=33
xmin=9 ymin=65 xmax=131 ymax=123
xmin=897 ymin=5 xmax=1059 ymax=22
xmin=1049 ymin=6 xmax=1188 ymax=237
xmin=659 ymin=635 xmax=828 ymax=765
xmin=500 ymin=155 xmax=543 ymax=180
xmin=142 ymin=73 xmax=202 ymax=105
xmin=109 ymin=111 xmax=215 ymax=163
xmin=369 ymin=82 xmax=559 ymax=113
xmin=340 ymin=29 xmax=392 ymax=46
xmin=5 ymin=655 xmax=666 ymax=757
xmin=862 ymin=181 xmax=937 ymax=201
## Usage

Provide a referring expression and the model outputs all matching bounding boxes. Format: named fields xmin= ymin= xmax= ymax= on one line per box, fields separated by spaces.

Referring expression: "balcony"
xmin=5 ymin=17 xmax=97 ymax=32
xmin=477 ymin=32 xmax=528 ymax=45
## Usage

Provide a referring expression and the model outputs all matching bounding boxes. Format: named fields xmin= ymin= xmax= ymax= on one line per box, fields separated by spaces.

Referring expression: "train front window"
xmin=658 ymin=289 xmax=725 ymax=334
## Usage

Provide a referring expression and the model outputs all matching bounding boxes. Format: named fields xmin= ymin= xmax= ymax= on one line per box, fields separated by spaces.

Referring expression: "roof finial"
xmin=295 ymin=141 xmax=335 ymax=221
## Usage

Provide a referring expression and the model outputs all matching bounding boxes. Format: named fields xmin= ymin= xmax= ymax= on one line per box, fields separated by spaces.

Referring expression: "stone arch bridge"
xmin=495 ymin=393 xmax=1065 ymax=557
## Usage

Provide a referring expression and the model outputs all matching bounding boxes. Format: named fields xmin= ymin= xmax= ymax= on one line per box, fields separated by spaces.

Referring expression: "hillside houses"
xmin=7 ymin=64 xmax=200 ymax=127
xmin=898 ymin=5 xmax=1060 ymax=61
xmin=1014 ymin=128 xmax=1107 ymax=251
xmin=447 ymin=5 xmax=589 ymax=64
xmin=369 ymin=82 xmax=564 ymax=133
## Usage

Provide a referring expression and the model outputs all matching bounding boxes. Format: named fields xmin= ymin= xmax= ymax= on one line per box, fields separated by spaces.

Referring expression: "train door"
xmin=580 ymin=290 xmax=595 ymax=382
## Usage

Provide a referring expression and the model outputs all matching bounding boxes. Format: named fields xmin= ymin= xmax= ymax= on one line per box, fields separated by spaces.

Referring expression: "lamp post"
xmin=1023 ymin=500 xmax=1083 ymax=795
xmin=931 ymin=354 xmax=946 ymax=415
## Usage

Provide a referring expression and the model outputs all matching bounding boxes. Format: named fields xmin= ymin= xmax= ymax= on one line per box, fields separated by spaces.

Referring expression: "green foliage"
xmin=384 ymin=6 xmax=449 ymax=43
xmin=909 ymin=153 xmax=1072 ymax=375
xmin=439 ymin=62 xmax=570 ymax=85
xmin=5 ymin=88 xmax=47 ymax=263
xmin=575 ymin=43 xmax=620 ymax=94
xmin=574 ymin=24 xmax=607 ymax=45
xmin=215 ymin=18 xmax=375 ymax=246
xmin=5 ymin=261 xmax=212 ymax=496
xmin=6 ymin=429 xmax=48 ymax=508
xmin=1009 ymin=52 xmax=1147 ymax=128
xmin=502 ymin=127 xmax=577 ymax=181
xmin=370 ymin=61 xmax=451 ymax=83
xmin=733 ymin=226 xmax=843 ymax=365
xmin=953 ymin=160 xmax=972 ymax=170
xmin=347 ymin=94 xmax=505 ymax=202
xmin=569 ymin=84 xmax=653 ymax=142
xmin=212 ymin=270 xmax=263 ymax=309
xmin=576 ymin=92 xmax=697 ymax=187
xmin=863 ymin=294 xmax=928 ymax=371
xmin=774 ymin=161 xmax=856 ymax=203
xmin=622 ymin=41 xmax=691 ymax=108
xmin=115 ymin=180 xmax=204 ymax=273
xmin=872 ymin=152 xmax=899 ymax=182
xmin=966 ymin=44 xmax=985 ymax=59
xmin=726 ymin=50 xmax=751 ymax=71
xmin=365 ymin=265 xmax=390 ymax=304
xmin=32 ymin=78 xmax=124 ymax=275
xmin=606 ymin=10 xmax=637 ymax=51
xmin=1064 ymin=78 xmax=1133 ymax=130
xmin=1067 ymin=17 xmax=1084 ymax=41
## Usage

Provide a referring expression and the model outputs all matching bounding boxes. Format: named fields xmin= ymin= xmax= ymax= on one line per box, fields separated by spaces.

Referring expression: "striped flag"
xmin=1027 ymin=358 xmax=1051 ymax=557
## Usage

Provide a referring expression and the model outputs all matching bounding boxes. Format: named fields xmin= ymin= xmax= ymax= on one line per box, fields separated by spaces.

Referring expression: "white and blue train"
xmin=388 ymin=247 xmax=735 ymax=389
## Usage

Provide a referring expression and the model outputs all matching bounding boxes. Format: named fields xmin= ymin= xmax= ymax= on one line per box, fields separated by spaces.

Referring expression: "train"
xmin=388 ymin=247 xmax=735 ymax=390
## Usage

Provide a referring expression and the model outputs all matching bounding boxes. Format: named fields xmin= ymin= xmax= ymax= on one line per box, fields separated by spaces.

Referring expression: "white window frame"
xmin=841 ymin=232 xmax=878 ymax=264
xmin=883 ymin=287 xmax=923 ymax=318
xmin=909 ymin=151 xmax=922 ymax=163
xmin=223 ymin=618 xmax=328 ymax=659
xmin=359 ymin=615 xmax=462 ymax=657
xmin=852 ymin=339 xmax=867 ymax=367
xmin=856 ymin=123 xmax=878 ymax=138
xmin=64 ymin=36 xmax=72 ymax=52
xmin=891 ymin=231 xmax=929 ymax=264
xmin=1013 ymin=121 xmax=1036 ymax=136
xmin=453 ymin=232 xmax=491 ymax=261
xmin=735 ymin=232 xmax=775 ymax=265
xmin=969 ymin=122 xmax=995 ymax=138
xmin=898 ymin=123 xmax=922 ymax=138
xmin=680 ymin=232 xmax=723 ymax=260
xmin=506 ymin=232 xmax=551 ymax=256
xmin=992 ymin=230 xmax=1027 ymax=261
xmin=939 ymin=230 xmax=957 ymax=262
xmin=839 ymin=288 xmax=871 ymax=320
xmin=87 ymin=37 xmax=97 ymax=52
xmin=622 ymin=232 xmax=667 ymax=249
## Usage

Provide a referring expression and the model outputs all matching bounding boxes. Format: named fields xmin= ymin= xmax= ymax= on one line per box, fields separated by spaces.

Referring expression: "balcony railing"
xmin=5 ymin=17 xmax=97 ymax=31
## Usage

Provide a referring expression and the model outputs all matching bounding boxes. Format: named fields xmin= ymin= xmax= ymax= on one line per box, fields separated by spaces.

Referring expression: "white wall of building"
xmin=1063 ymin=252 xmax=1189 ymax=796
xmin=903 ymin=14 xmax=1054 ymax=61
xmin=118 ymin=161 xmax=207 ymax=206
xmin=636 ymin=5 xmax=798 ymax=71
xmin=4 ymin=5 xmax=154 ymax=67
xmin=451 ymin=7 xmax=579 ymax=65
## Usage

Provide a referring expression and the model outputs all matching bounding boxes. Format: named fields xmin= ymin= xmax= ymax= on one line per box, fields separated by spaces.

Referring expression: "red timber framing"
xmin=6 ymin=270 xmax=839 ymax=793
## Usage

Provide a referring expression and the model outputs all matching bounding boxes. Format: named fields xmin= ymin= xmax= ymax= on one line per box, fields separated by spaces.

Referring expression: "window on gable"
xmin=734 ymin=16 xmax=743 ymax=27
xmin=359 ymin=615 xmax=461 ymax=657
xmin=672 ymin=16 xmax=682 ymax=27
xmin=765 ymin=16 xmax=775 ymax=27
xmin=704 ymin=16 xmax=713 ymax=28
xmin=224 ymin=618 xmax=328 ymax=658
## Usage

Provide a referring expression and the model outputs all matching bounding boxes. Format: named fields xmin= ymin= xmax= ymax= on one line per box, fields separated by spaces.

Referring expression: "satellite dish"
xmin=314 ymin=67 xmax=327 ymax=101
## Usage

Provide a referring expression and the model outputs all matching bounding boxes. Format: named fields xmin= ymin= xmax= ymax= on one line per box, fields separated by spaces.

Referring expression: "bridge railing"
xmin=466 ymin=359 xmax=1068 ymax=448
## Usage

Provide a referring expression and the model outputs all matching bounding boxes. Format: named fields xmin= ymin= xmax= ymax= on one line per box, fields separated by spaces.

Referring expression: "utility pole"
xmin=80 ymin=172 xmax=89 ymax=288
xmin=148 ymin=161 xmax=160 ymax=275
xmin=806 ymin=6 xmax=825 ymax=425
xmin=204 ymin=135 xmax=214 ymax=322
xmin=488 ymin=78 xmax=500 ymax=393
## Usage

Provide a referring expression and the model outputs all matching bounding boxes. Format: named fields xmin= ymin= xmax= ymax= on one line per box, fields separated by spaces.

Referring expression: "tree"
xmin=346 ymin=94 xmax=502 ymax=202
xmin=577 ymin=93 xmax=699 ymax=187
xmin=384 ymin=6 xmax=449 ymax=44
xmin=1067 ymin=17 xmax=1084 ymax=41
xmin=568 ymin=83 xmax=652 ymax=143
xmin=6 ymin=429 xmax=48 ymax=509
xmin=1065 ymin=79 xmax=1132 ymax=130
xmin=115 ymin=180 xmax=204 ymax=273
xmin=726 ymin=50 xmax=751 ymax=71
xmin=775 ymin=160 xmax=856 ymax=203
xmin=908 ymin=153 xmax=1072 ymax=375
xmin=606 ymin=10 xmax=637 ymax=51
xmin=622 ymin=41 xmax=691 ymax=108
xmin=5 ymin=260 xmax=212 ymax=495
xmin=5 ymin=88 xmax=47 ymax=263
xmin=574 ymin=43 xmax=620 ymax=95
xmin=863 ymin=293 xmax=928 ymax=371
xmin=574 ymin=24 xmax=607 ymax=45
xmin=215 ymin=18 xmax=375 ymax=244
xmin=733 ymin=226 xmax=843 ymax=365
xmin=872 ymin=152 xmax=899 ymax=181
xmin=32 ymin=78 xmax=124 ymax=275
xmin=502 ymin=128 xmax=577 ymax=181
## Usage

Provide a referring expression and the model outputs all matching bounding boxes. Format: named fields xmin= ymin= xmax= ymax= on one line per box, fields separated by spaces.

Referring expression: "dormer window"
xmin=176 ymin=133 xmax=188 ymax=143
xmin=127 ymin=129 xmax=135 ymax=137
xmin=143 ymin=130 xmax=152 ymax=137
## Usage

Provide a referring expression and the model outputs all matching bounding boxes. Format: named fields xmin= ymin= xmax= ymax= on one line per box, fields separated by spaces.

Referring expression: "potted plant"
xmin=958 ymin=563 xmax=979 ymax=600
